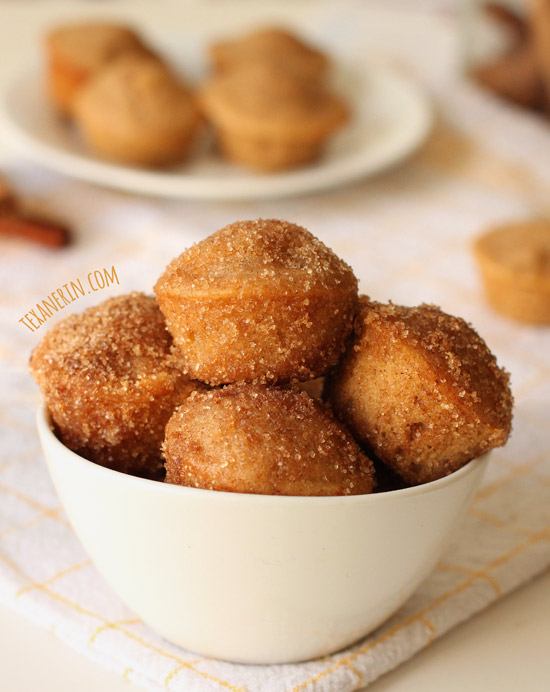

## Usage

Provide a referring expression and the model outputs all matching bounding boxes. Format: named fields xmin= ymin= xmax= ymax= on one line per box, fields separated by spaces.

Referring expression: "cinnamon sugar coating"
xmin=73 ymin=55 xmax=200 ymax=167
xmin=30 ymin=293 xmax=203 ymax=479
xmin=210 ymin=27 xmax=329 ymax=81
xmin=154 ymin=219 xmax=359 ymax=385
xmin=326 ymin=299 xmax=513 ymax=485
xmin=164 ymin=384 xmax=375 ymax=496
xmin=199 ymin=64 xmax=349 ymax=170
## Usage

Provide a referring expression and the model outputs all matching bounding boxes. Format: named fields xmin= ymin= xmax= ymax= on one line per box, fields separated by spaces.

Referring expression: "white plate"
xmin=0 ymin=54 xmax=432 ymax=200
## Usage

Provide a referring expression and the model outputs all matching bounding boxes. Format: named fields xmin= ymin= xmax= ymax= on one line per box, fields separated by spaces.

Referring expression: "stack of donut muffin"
xmin=30 ymin=219 xmax=513 ymax=494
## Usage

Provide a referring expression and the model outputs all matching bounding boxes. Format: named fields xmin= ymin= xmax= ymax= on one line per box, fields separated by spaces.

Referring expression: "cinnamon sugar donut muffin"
xmin=30 ymin=293 xmax=202 ymax=479
xmin=73 ymin=55 xmax=200 ymax=167
xmin=210 ymin=27 xmax=329 ymax=81
xmin=164 ymin=384 xmax=375 ymax=496
xmin=326 ymin=300 xmax=513 ymax=485
xmin=199 ymin=64 xmax=349 ymax=170
xmin=46 ymin=22 xmax=151 ymax=115
xmin=154 ymin=219 xmax=359 ymax=385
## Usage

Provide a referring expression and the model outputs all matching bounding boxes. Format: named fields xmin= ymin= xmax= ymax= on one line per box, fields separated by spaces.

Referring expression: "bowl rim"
xmin=37 ymin=404 xmax=490 ymax=506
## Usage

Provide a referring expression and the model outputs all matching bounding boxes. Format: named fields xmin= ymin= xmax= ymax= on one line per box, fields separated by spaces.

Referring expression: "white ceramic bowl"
xmin=37 ymin=406 xmax=488 ymax=664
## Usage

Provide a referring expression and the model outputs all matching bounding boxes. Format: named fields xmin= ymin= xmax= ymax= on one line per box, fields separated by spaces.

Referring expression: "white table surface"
xmin=1 ymin=568 xmax=548 ymax=691
xmin=0 ymin=2 xmax=549 ymax=691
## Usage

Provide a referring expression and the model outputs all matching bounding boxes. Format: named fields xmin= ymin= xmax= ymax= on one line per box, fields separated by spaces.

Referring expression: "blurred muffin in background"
xmin=474 ymin=219 xmax=550 ymax=324
xmin=46 ymin=22 xmax=153 ymax=115
xmin=470 ymin=1 xmax=550 ymax=114
xmin=199 ymin=63 xmax=349 ymax=171
xmin=73 ymin=54 xmax=201 ymax=167
xmin=210 ymin=27 xmax=329 ymax=82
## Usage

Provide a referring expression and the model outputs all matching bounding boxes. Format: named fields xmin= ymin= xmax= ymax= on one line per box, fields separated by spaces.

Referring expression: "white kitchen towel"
xmin=0 ymin=4 xmax=550 ymax=692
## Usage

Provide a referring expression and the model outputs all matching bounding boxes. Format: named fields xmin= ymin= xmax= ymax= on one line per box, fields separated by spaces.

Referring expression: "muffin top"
xmin=29 ymin=292 xmax=178 ymax=390
xmin=210 ymin=27 xmax=329 ymax=80
xmin=73 ymin=55 xmax=198 ymax=132
xmin=355 ymin=299 xmax=513 ymax=432
xmin=474 ymin=220 xmax=550 ymax=286
xmin=200 ymin=63 xmax=349 ymax=140
xmin=154 ymin=218 xmax=358 ymax=298
xmin=47 ymin=22 xmax=149 ymax=71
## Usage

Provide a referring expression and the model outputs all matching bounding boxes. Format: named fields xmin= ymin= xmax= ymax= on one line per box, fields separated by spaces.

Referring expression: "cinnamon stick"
xmin=0 ymin=214 xmax=71 ymax=248
xmin=0 ymin=174 xmax=71 ymax=248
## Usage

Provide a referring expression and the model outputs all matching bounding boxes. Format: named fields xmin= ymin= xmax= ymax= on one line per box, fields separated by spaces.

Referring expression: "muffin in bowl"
xmin=154 ymin=218 xmax=358 ymax=385
xmin=326 ymin=299 xmax=513 ymax=485
xmin=30 ymin=292 xmax=202 ymax=479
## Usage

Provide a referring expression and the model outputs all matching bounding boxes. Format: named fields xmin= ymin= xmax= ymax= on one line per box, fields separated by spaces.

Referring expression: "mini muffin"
xmin=46 ymin=22 xmax=151 ymax=115
xmin=73 ymin=55 xmax=201 ymax=167
xmin=326 ymin=300 xmax=513 ymax=485
xmin=164 ymin=384 xmax=375 ymax=496
xmin=210 ymin=27 xmax=329 ymax=81
xmin=154 ymin=219 xmax=359 ymax=385
xmin=30 ymin=293 xmax=202 ymax=479
xmin=199 ymin=64 xmax=349 ymax=171
xmin=474 ymin=219 xmax=550 ymax=325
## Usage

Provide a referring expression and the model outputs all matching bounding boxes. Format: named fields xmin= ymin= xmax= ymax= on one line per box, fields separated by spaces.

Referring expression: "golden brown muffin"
xmin=164 ymin=384 xmax=375 ymax=496
xmin=474 ymin=219 xmax=550 ymax=324
xmin=199 ymin=63 xmax=349 ymax=171
xmin=154 ymin=219 xmax=359 ymax=385
xmin=73 ymin=55 xmax=201 ymax=167
xmin=326 ymin=299 xmax=513 ymax=485
xmin=46 ymin=22 xmax=152 ymax=115
xmin=210 ymin=27 xmax=329 ymax=81
xmin=30 ymin=293 xmax=203 ymax=479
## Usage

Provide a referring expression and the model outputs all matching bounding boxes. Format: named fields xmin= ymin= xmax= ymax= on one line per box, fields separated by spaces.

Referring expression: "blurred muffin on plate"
xmin=199 ymin=63 xmax=349 ymax=171
xmin=46 ymin=21 xmax=153 ymax=115
xmin=210 ymin=26 xmax=329 ymax=81
xmin=73 ymin=54 xmax=201 ymax=167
